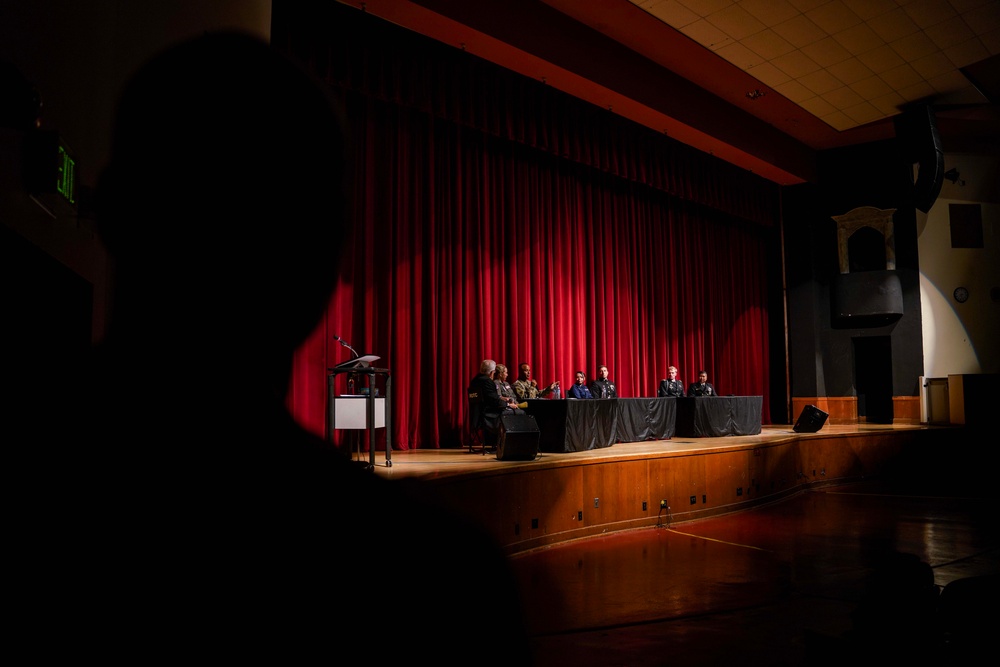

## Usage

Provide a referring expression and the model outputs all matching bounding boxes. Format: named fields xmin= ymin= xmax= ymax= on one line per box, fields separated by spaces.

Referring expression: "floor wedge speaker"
xmin=793 ymin=405 xmax=829 ymax=433
xmin=497 ymin=412 xmax=540 ymax=461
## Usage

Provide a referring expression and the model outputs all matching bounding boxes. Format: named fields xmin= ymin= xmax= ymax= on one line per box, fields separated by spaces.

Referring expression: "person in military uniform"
xmin=513 ymin=362 xmax=559 ymax=400
xmin=589 ymin=364 xmax=618 ymax=399
xmin=688 ymin=370 xmax=717 ymax=397
xmin=566 ymin=371 xmax=594 ymax=399
xmin=658 ymin=365 xmax=685 ymax=397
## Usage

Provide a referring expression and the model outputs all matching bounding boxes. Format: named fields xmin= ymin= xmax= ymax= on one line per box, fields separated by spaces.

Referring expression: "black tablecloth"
xmin=524 ymin=399 xmax=617 ymax=452
xmin=675 ymin=396 xmax=762 ymax=437
xmin=615 ymin=397 xmax=676 ymax=441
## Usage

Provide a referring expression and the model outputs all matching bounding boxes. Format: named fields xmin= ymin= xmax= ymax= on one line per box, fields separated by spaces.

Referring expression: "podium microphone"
xmin=334 ymin=335 xmax=359 ymax=358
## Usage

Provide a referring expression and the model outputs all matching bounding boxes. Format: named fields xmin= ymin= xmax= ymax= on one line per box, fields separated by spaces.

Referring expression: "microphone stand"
xmin=335 ymin=335 xmax=359 ymax=359
xmin=335 ymin=335 xmax=360 ymax=394
xmin=334 ymin=335 xmax=364 ymax=464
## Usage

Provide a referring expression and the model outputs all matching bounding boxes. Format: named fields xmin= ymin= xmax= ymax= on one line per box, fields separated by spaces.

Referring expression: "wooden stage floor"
xmin=365 ymin=423 xmax=946 ymax=480
xmin=365 ymin=423 xmax=998 ymax=666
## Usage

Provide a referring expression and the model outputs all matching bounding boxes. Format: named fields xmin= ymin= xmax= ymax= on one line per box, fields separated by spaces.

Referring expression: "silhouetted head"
xmin=98 ymin=32 xmax=348 ymax=371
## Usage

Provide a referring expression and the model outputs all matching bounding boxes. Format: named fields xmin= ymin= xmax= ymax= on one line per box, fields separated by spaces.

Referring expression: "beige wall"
xmin=918 ymin=154 xmax=1000 ymax=377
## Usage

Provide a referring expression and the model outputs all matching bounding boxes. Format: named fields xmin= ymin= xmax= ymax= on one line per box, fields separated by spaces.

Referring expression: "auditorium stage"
xmin=364 ymin=422 xmax=960 ymax=555
xmin=367 ymin=423 xmax=994 ymax=666
xmin=367 ymin=423 xmax=932 ymax=481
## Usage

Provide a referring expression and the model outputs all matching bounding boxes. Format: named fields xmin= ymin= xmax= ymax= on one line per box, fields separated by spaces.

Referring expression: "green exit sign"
xmin=56 ymin=143 xmax=75 ymax=204
xmin=25 ymin=130 xmax=78 ymax=209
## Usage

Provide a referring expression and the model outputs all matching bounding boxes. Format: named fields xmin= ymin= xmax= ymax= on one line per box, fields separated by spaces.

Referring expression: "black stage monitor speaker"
xmin=497 ymin=413 xmax=540 ymax=461
xmin=793 ymin=405 xmax=829 ymax=433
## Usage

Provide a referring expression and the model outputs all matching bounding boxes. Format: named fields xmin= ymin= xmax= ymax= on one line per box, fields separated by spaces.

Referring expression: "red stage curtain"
xmin=276 ymin=5 xmax=780 ymax=450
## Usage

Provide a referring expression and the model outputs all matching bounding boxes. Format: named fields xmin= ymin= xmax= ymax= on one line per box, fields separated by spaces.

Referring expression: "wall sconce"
xmin=944 ymin=168 xmax=965 ymax=186
xmin=745 ymin=89 xmax=766 ymax=101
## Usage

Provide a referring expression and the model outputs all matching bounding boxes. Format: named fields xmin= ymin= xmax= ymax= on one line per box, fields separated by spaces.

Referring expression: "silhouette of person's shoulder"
xmin=8 ymin=31 xmax=531 ymax=664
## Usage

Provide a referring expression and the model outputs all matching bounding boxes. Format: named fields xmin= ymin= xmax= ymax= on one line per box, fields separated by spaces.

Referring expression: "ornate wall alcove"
xmin=831 ymin=206 xmax=903 ymax=328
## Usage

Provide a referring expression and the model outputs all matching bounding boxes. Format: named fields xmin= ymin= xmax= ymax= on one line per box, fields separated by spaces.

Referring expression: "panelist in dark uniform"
xmin=566 ymin=371 xmax=595 ymax=399
xmin=688 ymin=370 xmax=717 ymax=397
xmin=658 ymin=365 xmax=685 ymax=397
xmin=589 ymin=364 xmax=618 ymax=399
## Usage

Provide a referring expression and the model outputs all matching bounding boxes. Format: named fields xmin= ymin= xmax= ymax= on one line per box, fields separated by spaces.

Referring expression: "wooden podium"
xmin=327 ymin=355 xmax=392 ymax=469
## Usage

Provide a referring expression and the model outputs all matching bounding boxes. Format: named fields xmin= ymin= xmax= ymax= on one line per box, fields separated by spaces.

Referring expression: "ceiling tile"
xmin=680 ymin=18 xmax=734 ymax=49
xmin=774 ymin=78 xmax=815 ymax=102
xmin=772 ymin=50 xmax=823 ymax=77
xmin=716 ymin=41 xmax=767 ymax=69
xmin=788 ymin=0 xmax=835 ymax=15
xmin=841 ymin=0 xmax=899 ymax=22
xmin=849 ymin=74 xmax=895 ymax=99
xmin=867 ymin=8 xmax=921 ymax=43
xmin=823 ymin=84 xmax=865 ymax=108
xmin=925 ymin=16 xmax=977 ymax=50
xmin=964 ymin=3 xmax=1000 ymax=36
xmin=802 ymin=36 xmax=853 ymax=67
xmin=897 ymin=80 xmax=938 ymax=102
xmin=806 ymin=1 xmax=863 ymax=35
xmin=928 ymin=69 xmax=978 ymax=95
xmin=585 ymin=0 xmax=997 ymax=143
xmin=880 ymin=62 xmax=925 ymax=88
xmin=797 ymin=94 xmax=838 ymax=117
xmin=800 ymin=68 xmax=845 ymax=94
xmin=857 ymin=44 xmax=907 ymax=73
xmin=910 ymin=51 xmax=961 ymax=79
xmin=870 ymin=90 xmax=907 ymax=115
xmin=944 ymin=37 xmax=990 ymax=68
xmin=947 ymin=0 xmax=996 ymax=14
xmin=820 ymin=109 xmax=854 ymax=131
xmin=642 ymin=0 xmax=701 ymax=28
xmin=843 ymin=100 xmax=883 ymax=124
xmin=930 ymin=80 xmax=988 ymax=105
xmin=738 ymin=0 xmax=800 ymax=26
xmin=902 ymin=0 xmax=958 ymax=29
xmin=746 ymin=61 xmax=793 ymax=87
xmin=706 ymin=4 xmax=766 ymax=40
xmin=833 ymin=22 xmax=885 ymax=54
xmin=890 ymin=31 xmax=939 ymax=60
xmin=772 ymin=14 xmax=828 ymax=48
xmin=742 ymin=29 xmax=797 ymax=60
xmin=673 ymin=0 xmax=734 ymax=18
xmin=829 ymin=57 xmax=877 ymax=85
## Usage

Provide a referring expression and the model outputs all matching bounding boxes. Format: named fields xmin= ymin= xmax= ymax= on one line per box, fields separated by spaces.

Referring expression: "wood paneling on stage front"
xmin=427 ymin=428 xmax=948 ymax=555
xmin=792 ymin=396 xmax=921 ymax=425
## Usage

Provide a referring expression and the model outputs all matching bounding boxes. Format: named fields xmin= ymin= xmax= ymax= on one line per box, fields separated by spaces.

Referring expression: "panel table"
xmin=615 ymin=397 xmax=677 ymax=441
xmin=675 ymin=396 xmax=762 ymax=437
xmin=524 ymin=399 xmax=617 ymax=453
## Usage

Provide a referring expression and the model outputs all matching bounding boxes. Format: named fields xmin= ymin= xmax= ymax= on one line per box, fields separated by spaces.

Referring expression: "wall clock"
xmin=953 ymin=286 xmax=969 ymax=303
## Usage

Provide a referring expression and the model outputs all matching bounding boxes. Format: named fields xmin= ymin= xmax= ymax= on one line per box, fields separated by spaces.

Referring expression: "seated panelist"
xmin=589 ymin=365 xmax=617 ymax=399
xmin=688 ymin=370 xmax=717 ymax=397
xmin=495 ymin=364 xmax=525 ymax=412
xmin=566 ymin=371 xmax=594 ymax=399
xmin=514 ymin=362 xmax=559 ymax=400
xmin=658 ymin=365 xmax=685 ymax=397
xmin=468 ymin=359 xmax=515 ymax=445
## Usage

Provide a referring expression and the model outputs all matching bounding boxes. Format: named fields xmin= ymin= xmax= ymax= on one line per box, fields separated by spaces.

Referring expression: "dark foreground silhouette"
xmin=11 ymin=32 xmax=529 ymax=664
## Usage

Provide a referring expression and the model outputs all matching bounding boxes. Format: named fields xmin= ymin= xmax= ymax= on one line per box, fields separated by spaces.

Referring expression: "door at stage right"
xmin=853 ymin=336 xmax=893 ymax=424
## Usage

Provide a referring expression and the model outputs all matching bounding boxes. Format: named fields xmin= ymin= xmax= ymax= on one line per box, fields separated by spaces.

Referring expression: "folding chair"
xmin=467 ymin=389 xmax=495 ymax=455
